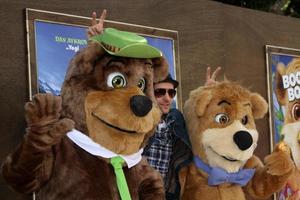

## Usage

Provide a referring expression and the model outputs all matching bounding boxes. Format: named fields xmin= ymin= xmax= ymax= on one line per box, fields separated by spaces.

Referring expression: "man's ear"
xmin=250 ymin=93 xmax=268 ymax=119
xmin=275 ymin=62 xmax=287 ymax=106
xmin=152 ymin=57 xmax=169 ymax=83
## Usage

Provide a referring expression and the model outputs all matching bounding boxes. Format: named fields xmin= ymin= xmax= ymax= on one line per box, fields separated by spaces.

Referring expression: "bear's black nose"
xmin=233 ymin=131 xmax=253 ymax=151
xmin=130 ymin=95 xmax=153 ymax=117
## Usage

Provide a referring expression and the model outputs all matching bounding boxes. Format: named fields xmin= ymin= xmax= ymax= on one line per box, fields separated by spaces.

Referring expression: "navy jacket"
xmin=144 ymin=108 xmax=193 ymax=200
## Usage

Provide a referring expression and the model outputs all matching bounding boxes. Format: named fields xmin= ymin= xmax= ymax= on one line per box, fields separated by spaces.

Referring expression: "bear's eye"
xmin=241 ymin=115 xmax=248 ymax=125
xmin=215 ymin=113 xmax=229 ymax=124
xmin=292 ymin=103 xmax=300 ymax=121
xmin=107 ymin=72 xmax=127 ymax=89
xmin=137 ymin=77 xmax=146 ymax=92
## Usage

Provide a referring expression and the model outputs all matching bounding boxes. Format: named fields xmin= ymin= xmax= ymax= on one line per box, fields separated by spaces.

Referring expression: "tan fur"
xmin=275 ymin=58 xmax=300 ymax=198
xmin=85 ymin=87 xmax=161 ymax=155
xmin=180 ymin=81 xmax=294 ymax=200
xmin=180 ymin=163 xmax=246 ymax=200
xmin=250 ymin=93 xmax=268 ymax=119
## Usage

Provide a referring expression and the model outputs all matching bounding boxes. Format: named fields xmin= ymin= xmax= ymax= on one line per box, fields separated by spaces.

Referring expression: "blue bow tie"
xmin=193 ymin=156 xmax=255 ymax=186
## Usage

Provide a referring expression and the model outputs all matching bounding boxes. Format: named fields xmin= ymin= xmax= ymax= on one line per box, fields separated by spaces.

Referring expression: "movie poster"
xmin=266 ymin=46 xmax=300 ymax=200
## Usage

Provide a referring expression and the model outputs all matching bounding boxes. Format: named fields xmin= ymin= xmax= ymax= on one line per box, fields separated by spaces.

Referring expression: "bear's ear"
xmin=195 ymin=89 xmax=213 ymax=117
xmin=184 ymin=88 xmax=212 ymax=117
xmin=152 ymin=57 xmax=169 ymax=83
xmin=275 ymin=63 xmax=287 ymax=106
xmin=250 ymin=93 xmax=268 ymax=119
xmin=65 ymin=42 xmax=106 ymax=81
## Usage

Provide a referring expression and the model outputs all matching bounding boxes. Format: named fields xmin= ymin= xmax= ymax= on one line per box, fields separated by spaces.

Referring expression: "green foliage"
xmin=214 ymin=0 xmax=300 ymax=18
xmin=281 ymin=0 xmax=300 ymax=17
xmin=275 ymin=106 xmax=284 ymax=122
xmin=275 ymin=104 xmax=285 ymax=140
xmin=215 ymin=0 xmax=277 ymax=11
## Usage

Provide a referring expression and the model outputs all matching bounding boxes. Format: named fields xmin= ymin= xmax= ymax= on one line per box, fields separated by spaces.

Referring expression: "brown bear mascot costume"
xmin=1 ymin=28 xmax=168 ymax=199
xmin=179 ymin=81 xmax=295 ymax=200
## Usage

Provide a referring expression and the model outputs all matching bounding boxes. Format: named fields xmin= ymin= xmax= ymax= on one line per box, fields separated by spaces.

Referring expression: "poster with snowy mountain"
xmin=35 ymin=21 xmax=87 ymax=95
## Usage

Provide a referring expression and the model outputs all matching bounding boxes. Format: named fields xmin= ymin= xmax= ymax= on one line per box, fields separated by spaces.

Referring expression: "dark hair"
xmin=155 ymin=74 xmax=178 ymax=88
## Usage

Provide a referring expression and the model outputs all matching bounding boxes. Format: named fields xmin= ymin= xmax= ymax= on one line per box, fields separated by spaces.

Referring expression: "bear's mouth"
xmin=92 ymin=112 xmax=137 ymax=134
xmin=221 ymin=155 xmax=238 ymax=162
xmin=209 ymin=146 xmax=239 ymax=162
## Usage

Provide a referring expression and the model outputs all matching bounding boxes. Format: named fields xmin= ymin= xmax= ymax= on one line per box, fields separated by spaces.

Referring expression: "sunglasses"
xmin=154 ymin=88 xmax=177 ymax=98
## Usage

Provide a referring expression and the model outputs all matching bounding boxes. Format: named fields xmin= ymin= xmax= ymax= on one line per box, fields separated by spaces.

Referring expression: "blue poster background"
xmin=35 ymin=21 xmax=176 ymax=97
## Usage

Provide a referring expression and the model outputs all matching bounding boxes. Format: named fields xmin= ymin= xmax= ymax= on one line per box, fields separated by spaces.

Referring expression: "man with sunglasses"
xmin=143 ymin=68 xmax=221 ymax=200
xmin=88 ymin=10 xmax=221 ymax=199
xmin=143 ymin=74 xmax=185 ymax=200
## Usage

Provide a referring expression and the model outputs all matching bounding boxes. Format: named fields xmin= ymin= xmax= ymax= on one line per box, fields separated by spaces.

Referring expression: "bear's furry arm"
xmin=137 ymin=159 xmax=165 ymax=200
xmin=1 ymin=94 xmax=74 ymax=193
xmin=243 ymin=153 xmax=294 ymax=199
xmin=1 ymin=138 xmax=55 ymax=193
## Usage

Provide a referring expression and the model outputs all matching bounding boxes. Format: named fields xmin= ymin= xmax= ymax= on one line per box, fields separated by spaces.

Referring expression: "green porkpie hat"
xmin=90 ymin=28 xmax=162 ymax=58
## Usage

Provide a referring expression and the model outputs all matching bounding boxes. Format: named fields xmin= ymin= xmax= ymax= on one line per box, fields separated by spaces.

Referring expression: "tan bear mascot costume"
xmin=179 ymin=81 xmax=295 ymax=200
xmin=275 ymin=58 xmax=300 ymax=199
xmin=1 ymin=28 xmax=168 ymax=199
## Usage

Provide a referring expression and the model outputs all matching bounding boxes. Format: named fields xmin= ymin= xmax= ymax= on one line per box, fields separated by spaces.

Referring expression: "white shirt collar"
xmin=66 ymin=129 xmax=143 ymax=168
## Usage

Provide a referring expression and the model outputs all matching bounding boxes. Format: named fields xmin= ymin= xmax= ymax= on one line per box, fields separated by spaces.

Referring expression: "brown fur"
xmin=85 ymin=87 xmax=161 ymax=154
xmin=275 ymin=58 xmax=300 ymax=198
xmin=180 ymin=81 xmax=294 ymax=200
xmin=2 ymin=40 xmax=168 ymax=199
xmin=184 ymin=82 xmax=261 ymax=162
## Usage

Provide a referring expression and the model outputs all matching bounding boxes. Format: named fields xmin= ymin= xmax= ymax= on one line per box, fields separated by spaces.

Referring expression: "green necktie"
xmin=110 ymin=156 xmax=132 ymax=200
